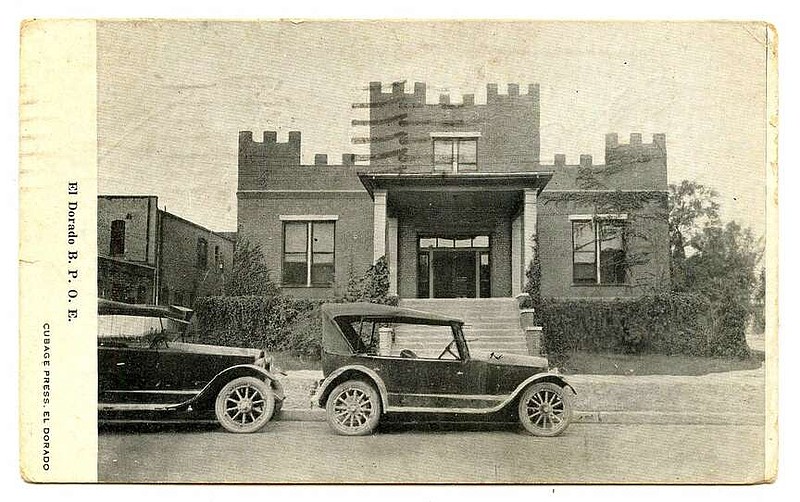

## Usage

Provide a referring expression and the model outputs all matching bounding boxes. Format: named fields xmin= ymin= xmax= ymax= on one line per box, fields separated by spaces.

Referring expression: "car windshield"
xmin=338 ymin=318 xmax=460 ymax=360
xmin=98 ymin=314 xmax=186 ymax=347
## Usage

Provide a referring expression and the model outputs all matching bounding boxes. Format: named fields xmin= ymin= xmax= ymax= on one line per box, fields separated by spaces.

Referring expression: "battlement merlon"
xmin=239 ymin=130 xmax=302 ymax=147
xmin=238 ymin=130 xmax=302 ymax=169
xmin=367 ymin=81 xmax=539 ymax=106
xmin=605 ymin=133 xmax=667 ymax=165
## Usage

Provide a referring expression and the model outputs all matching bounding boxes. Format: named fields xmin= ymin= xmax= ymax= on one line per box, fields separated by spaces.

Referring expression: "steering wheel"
xmin=437 ymin=339 xmax=458 ymax=360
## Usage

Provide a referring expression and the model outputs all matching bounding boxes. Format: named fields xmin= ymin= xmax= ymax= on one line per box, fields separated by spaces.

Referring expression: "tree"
xmin=668 ymin=180 xmax=721 ymax=290
xmin=682 ymin=221 xmax=762 ymax=357
xmin=223 ymin=238 xmax=280 ymax=297
xmin=668 ymin=180 xmax=721 ymax=260
xmin=683 ymin=221 xmax=762 ymax=303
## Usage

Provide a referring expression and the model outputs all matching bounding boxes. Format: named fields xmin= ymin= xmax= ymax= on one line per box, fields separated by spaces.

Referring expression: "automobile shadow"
xmin=376 ymin=420 xmax=523 ymax=435
xmin=98 ymin=422 xmax=221 ymax=435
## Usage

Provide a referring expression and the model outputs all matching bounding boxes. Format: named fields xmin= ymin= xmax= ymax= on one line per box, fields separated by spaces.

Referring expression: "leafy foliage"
xmin=343 ymin=255 xmax=396 ymax=305
xmin=668 ymin=180 xmax=721 ymax=262
xmin=193 ymin=295 xmax=324 ymax=357
xmin=224 ymin=238 xmax=280 ymax=297
xmin=521 ymin=235 xmax=542 ymax=310
xmin=194 ymin=256 xmax=397 ymax=358
xmin=538 ymin=293 xmax=715 ymax=359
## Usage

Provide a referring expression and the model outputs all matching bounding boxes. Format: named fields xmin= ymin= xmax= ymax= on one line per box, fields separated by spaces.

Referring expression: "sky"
xmin=97 ymin=21 xmax=769 ymax=235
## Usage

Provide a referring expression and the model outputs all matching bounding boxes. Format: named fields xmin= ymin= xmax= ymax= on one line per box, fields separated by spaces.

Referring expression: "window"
xmin=432 ymin=137 xmax=478 ymax=172
xmin=214 ymin=245 xmax=221 ymax=269
xmin=282 ymin=221 xmax=335 ymax=286
xmin=572 ymin=218 xmax=627 ymax=285
xmin=196 ymin=237 xmax=208 ymax=269
xmin=110 ymin=220 xmax=126 ymax=256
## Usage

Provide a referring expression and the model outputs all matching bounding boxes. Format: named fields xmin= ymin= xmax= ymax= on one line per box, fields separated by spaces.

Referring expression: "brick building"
xmin=98 ymin=196 xmax=235 ymax=306
xmin=237 ymin=82 xmax=669 ymax=302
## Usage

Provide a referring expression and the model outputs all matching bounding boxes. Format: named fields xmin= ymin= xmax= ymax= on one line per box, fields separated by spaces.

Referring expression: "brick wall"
xmin=237 ymin=191 xmax=374 ymax=298
xmin=159 ymin=211 xmax=234 ymax=306
xmin=363 ymin=82 xmax=539 ymax=172
xmin=97 ymin=196 xmax=158 ymax=264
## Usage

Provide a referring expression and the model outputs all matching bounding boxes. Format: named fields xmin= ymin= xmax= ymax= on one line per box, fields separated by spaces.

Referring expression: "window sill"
xmin=570 ymin=283 xmax=628 ymax=287
xmin=280 ymin=284 xmax=334 ymax=289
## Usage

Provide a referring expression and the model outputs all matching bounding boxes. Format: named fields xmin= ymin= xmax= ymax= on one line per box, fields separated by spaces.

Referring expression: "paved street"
xmin=98 ymin=421 xmax=766 ymax=484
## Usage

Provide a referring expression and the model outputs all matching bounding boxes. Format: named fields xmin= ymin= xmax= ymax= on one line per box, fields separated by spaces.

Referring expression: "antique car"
xmin=315 ymin=303 xmax=575 ymax=437
xmin=97 ymin=299 xmax=284 ymax=433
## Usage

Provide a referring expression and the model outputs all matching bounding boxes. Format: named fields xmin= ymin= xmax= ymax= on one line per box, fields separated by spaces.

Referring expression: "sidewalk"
xmin=275 ymin=365 xmax=766 ymax=425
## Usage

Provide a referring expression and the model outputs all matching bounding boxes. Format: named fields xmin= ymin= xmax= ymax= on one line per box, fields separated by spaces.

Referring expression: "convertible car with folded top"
xmin=97 ymin=299 xmax=284 ymax=433
xmin=314 ymin=303 xmax=575 ymax=437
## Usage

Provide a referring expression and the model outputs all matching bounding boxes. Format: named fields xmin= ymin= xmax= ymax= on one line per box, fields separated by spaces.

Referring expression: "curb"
xmin=277 ymin=408 xmax=764 ymax=425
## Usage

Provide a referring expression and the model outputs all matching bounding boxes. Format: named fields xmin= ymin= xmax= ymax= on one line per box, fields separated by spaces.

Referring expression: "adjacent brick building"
xmin=237 ymin=81 xmax=669 ymax=301
xmin=98 ymin=196 xmax=235 ymax=306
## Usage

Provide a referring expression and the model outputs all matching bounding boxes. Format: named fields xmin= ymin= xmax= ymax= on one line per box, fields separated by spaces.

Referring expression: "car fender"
xmin=509 ymin=372 xmax=577 ymax=402
xmin=189 ymin=364 xmax=286 ymax=409
xmin=315 ymin=365 xmax=390 ymax=411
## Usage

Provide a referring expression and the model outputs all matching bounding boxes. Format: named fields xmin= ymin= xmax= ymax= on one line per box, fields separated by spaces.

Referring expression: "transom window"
xmin=419 ymin=235 xmax=489 ymax=249
xmin=283 ymin=221 xmax=335 ymax=286
xmin=572 ymin=217 xmax=627 ymax=285
xmin=433 ymin=137 xmax=478 ymax=172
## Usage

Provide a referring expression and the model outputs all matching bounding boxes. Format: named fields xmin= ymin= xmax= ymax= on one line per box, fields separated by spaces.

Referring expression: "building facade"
xmin=98 ymin=196 xmax=235 ymax=306
xmin=237 ymin=82 xmax=669 ymax=300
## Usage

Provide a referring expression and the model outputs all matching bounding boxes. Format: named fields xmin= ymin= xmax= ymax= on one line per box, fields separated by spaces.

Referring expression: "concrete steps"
xmin=396 ymin=298 xmax=528 ymax=356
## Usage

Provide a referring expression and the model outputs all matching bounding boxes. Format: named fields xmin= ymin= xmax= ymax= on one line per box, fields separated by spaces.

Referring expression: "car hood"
xmin=474 ymin=351 xmax=550 ymax=370
xmin=168 ymin=342 xmax=264 ymax=360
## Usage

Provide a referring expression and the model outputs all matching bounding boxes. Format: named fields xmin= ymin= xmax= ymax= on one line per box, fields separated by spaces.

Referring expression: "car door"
xmin=98 ymin=344 xmax=161 ymax=403
xmin=381 ymin=323 xmax=487 ymax=410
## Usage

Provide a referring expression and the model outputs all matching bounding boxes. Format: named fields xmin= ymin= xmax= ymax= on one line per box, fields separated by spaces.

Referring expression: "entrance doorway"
xmin=417 ymin=236 xmax=491 ymax=298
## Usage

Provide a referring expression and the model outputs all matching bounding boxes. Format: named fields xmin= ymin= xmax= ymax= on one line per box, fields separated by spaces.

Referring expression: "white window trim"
xmin=429 ymin=131 xmax=482 ymax=138
xmin=432 ymin=136 xmax=479 ymax=173
xmin=283 ymin=219 xmax=336 ymax=287
xmin=568 ymin=213 xmax=628 ymax=221
xmin=280 ymin=214 xmax=339 ymax=221
xmin=571 ymin=216 xmax=627 ymax=285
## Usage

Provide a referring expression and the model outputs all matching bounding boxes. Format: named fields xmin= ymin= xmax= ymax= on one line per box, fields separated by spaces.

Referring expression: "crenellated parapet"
xmin=605 ymin=133 xmax=666 ymax=165
xmin=238 ymin=130 xmax=302 ymax=168
xmin=238 ymin=129 xmax=361 ymax=190
xmin=358 ymin=81 xmax=541 ymax=168
xmin=545 ymin=133 xmax=668 ymax=192
xmin=364 ymin=81 xmax=539 ymax=108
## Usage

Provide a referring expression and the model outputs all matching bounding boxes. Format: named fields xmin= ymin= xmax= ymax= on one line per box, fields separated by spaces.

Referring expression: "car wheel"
xmin=326 ymin=380 xmax=381 ymax=436
xmin=518 ymin=382 xmax=572 ymax=437
xmin=215 ymin=376 xmax=275 ymax=433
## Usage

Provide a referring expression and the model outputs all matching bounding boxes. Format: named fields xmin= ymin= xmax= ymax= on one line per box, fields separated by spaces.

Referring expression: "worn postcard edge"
xmin=16 ymin=19 xmax=780 ymax=484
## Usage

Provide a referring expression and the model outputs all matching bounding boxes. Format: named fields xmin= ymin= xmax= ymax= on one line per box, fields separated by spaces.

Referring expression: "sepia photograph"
xmin=18 ymin=17 xmax=778 ymax=486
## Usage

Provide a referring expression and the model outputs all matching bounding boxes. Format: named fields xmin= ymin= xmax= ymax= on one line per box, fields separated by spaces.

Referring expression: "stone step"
xmin=393 ymin=336 xmax=527 ymax=346
xmin=397 ymin=298 xmax=529 ymax=356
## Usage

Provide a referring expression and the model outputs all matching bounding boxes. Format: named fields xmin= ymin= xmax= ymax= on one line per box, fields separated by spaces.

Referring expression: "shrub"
xmin=283 ymin=307 xmax=323 ymax=359
xmin=193 ymin=295 xmax=324 ymax=352
xmin=343 ymin=255 xmax=393 ymax=305
xmin=537 ymin=293 xmax=716 ymax=357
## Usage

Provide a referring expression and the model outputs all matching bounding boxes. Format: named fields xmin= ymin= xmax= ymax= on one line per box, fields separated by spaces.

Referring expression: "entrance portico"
xmin=360 ymin=172 xmax=552 ymax=299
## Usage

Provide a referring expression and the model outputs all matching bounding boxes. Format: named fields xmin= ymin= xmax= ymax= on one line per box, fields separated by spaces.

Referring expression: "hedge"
xmin=192 ymin=295 xmax=325 ymax=357
xmin=191 ymin=256 xmax=396 ymax=358
xmin=537 ymin=292 xmax=749 ymax=358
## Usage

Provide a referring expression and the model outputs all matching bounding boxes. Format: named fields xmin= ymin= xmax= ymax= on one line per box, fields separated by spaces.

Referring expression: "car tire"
xmin=518 ymin=382 xmax=572 ymax=437
xmin=215 ymin=376 xmax=275 ymax=433
xmin=325 ymin=380 xmax=381 ymax=436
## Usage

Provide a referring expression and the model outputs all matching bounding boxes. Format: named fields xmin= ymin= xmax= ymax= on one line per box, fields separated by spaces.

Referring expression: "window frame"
xmin=110 ymin=219 xmax=126 ymax=256
xmin=196 ymin=237 xmax=208 ymax=269
xmin=281 ymin=219 xmax=336 ymax=287
xmin=430 ymin=132 xmax=481 ymax=173
xmin=570 ymin=215 xmax=628 ymax=286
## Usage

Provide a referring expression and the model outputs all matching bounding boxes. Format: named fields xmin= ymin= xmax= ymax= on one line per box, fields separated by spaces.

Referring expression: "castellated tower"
xmin=356 ymin=81 xmax=541 ymax=172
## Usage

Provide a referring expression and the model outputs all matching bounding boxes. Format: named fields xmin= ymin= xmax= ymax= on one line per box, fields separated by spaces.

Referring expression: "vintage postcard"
xmin=19 ymin=20 xmax=777 ymax=484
